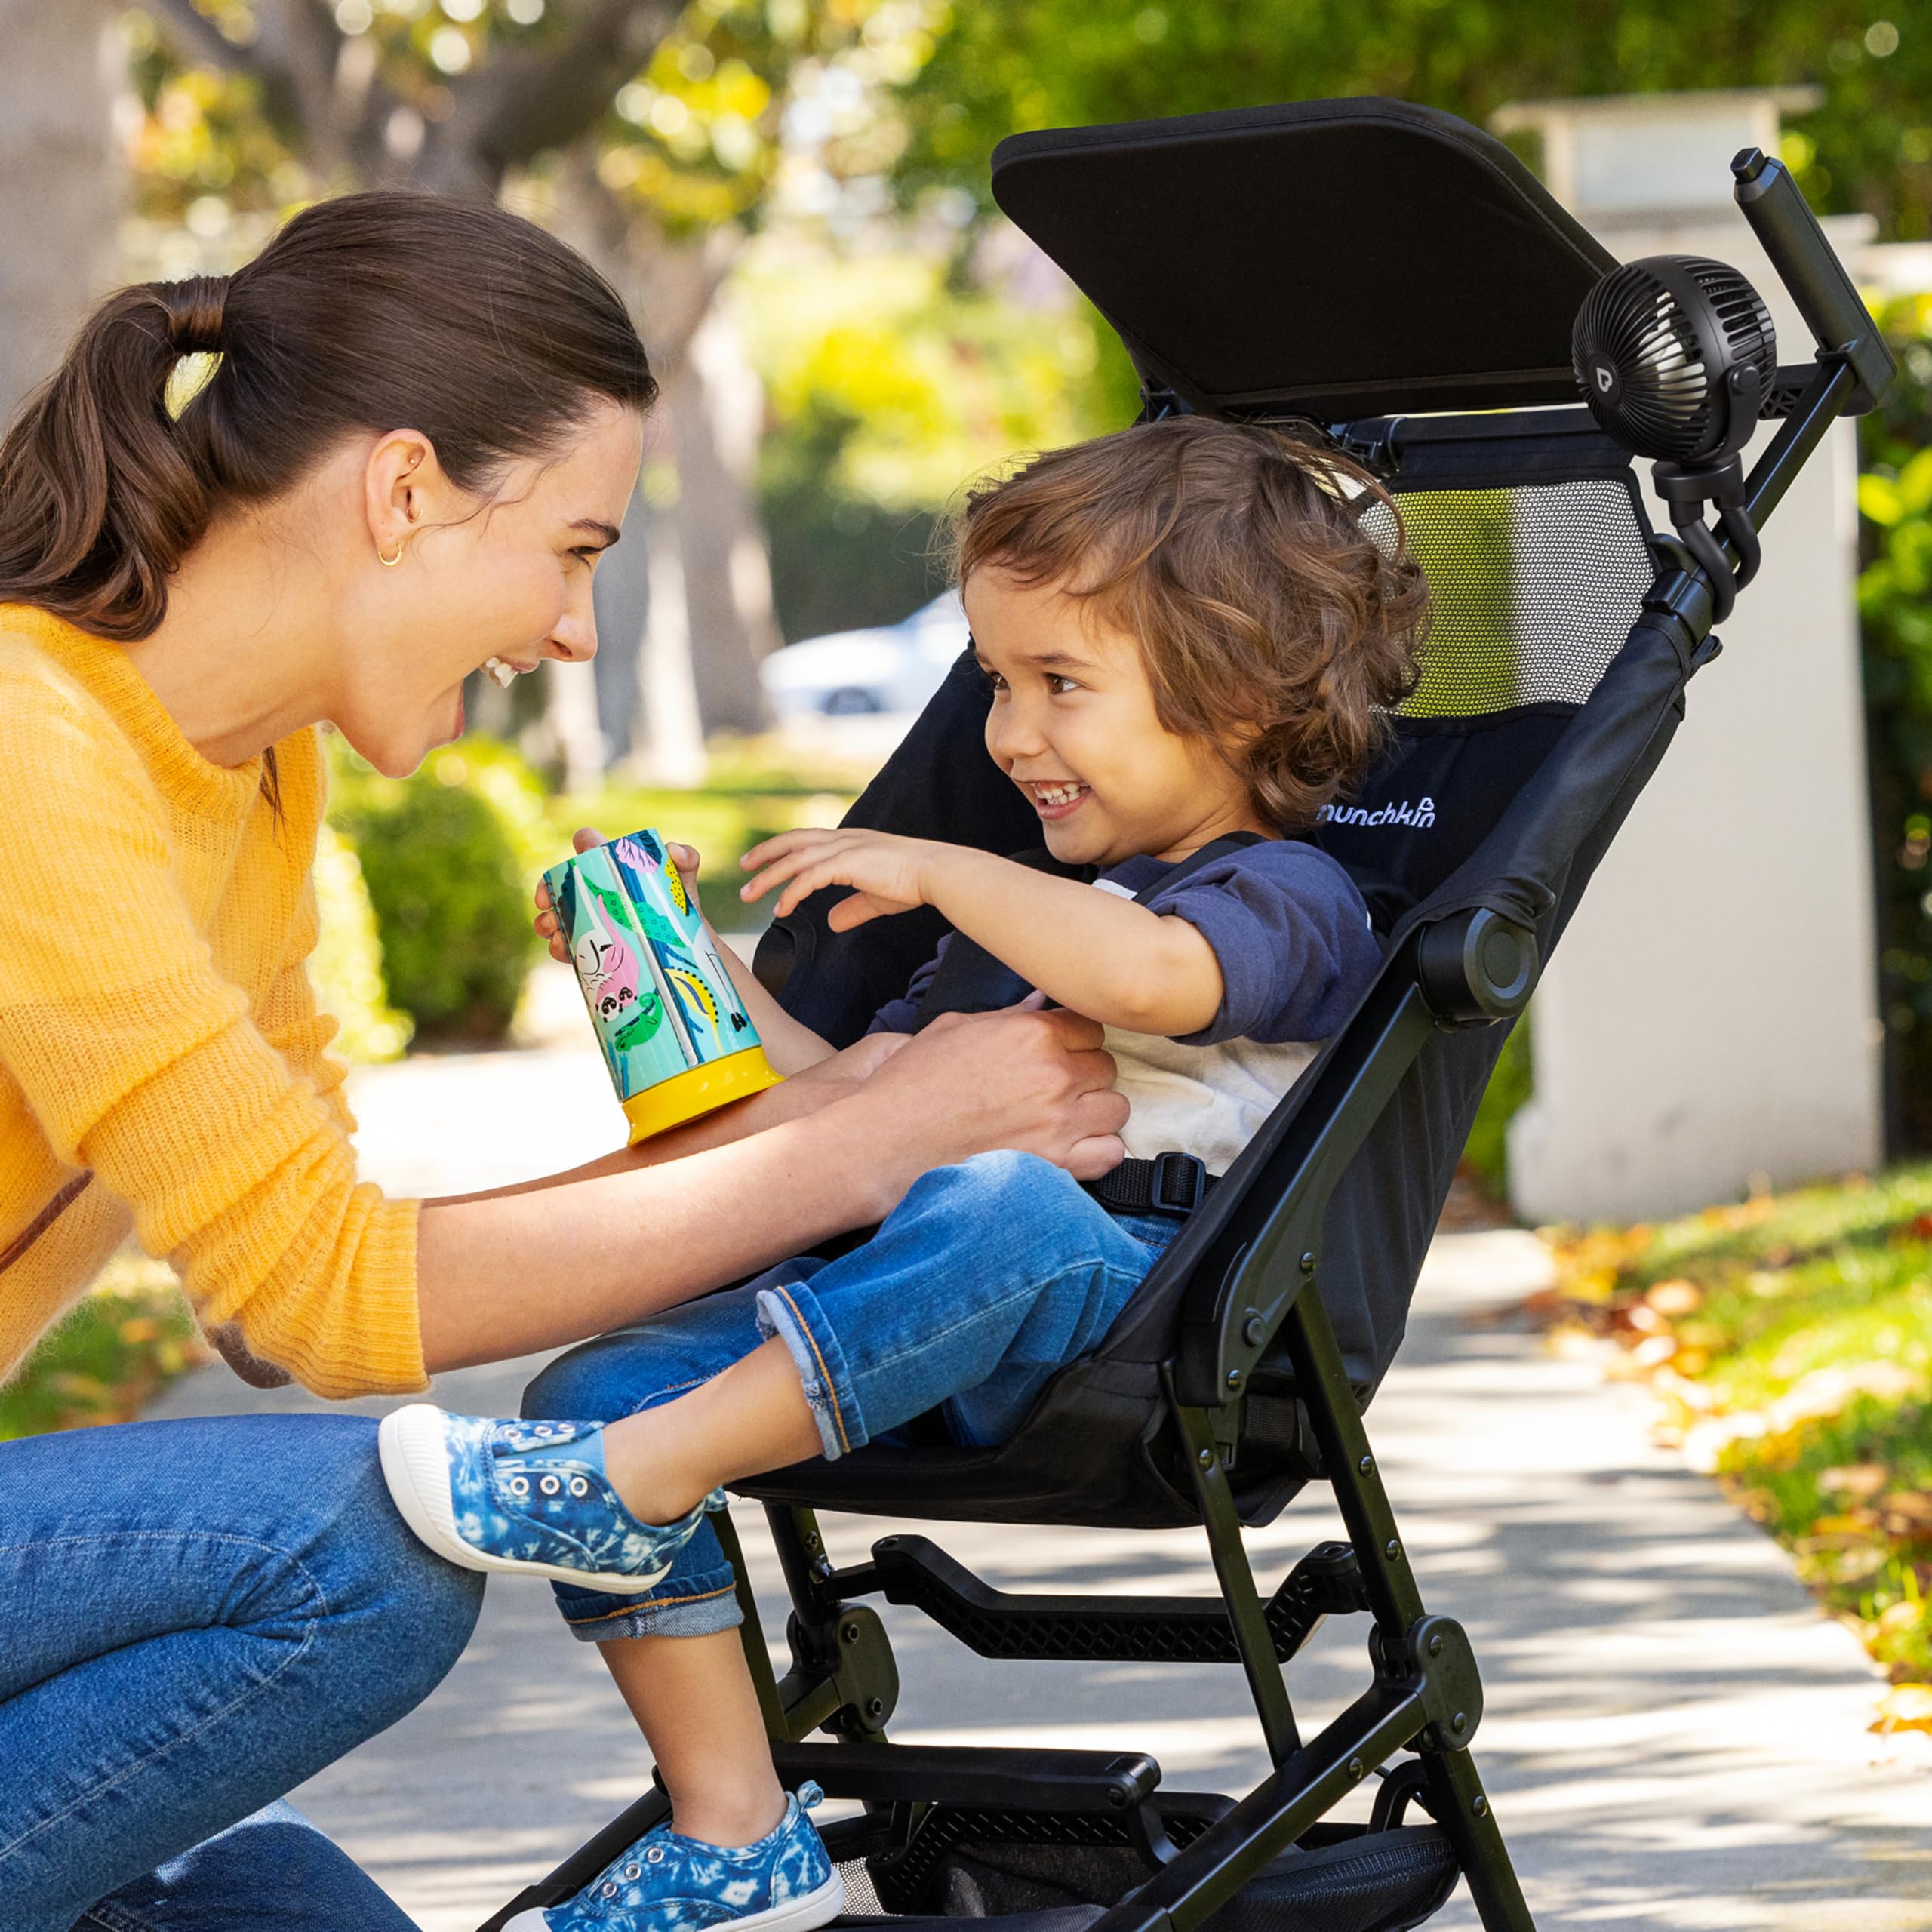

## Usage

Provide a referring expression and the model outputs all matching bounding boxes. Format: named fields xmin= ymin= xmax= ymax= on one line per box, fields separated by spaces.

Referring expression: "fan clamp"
xmin=1573 ymin=246 xmax=1777 ymax=623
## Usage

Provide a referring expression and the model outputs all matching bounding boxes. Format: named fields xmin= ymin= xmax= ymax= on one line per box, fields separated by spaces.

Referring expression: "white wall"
xmin=1508 ymin=213 xmax=1885 ymax=1221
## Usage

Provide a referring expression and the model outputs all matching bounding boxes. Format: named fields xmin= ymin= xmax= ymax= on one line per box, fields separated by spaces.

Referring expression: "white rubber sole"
xmin=377 ymin=1404 xmax=675 ymax=1595
xmin=503 ymin=1868 xmax=844 ymax=1932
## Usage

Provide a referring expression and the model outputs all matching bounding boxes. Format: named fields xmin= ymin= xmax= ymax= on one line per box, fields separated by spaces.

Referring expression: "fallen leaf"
xmin=1880 ymin=1492 xmax=1932 ymax=1537
xmin=1871 ymin=1683 xmax=1932 ymax=1734
xmin=1810 ymin=1512 xmax=1881 ymax=1537
xmin=1819 ymin=1463 xmax=1890 ymax=1500
xmin=1647 ymin=1278 xmax=1703 ymax=1317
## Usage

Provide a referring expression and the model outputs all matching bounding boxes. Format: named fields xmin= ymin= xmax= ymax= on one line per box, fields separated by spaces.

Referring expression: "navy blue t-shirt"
xmin=869 ymin=839 xmax=1380 ymax=1043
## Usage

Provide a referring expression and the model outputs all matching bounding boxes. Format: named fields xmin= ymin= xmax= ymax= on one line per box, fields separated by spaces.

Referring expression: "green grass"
xmin=549 ymin=744 xmax=864 ymax=931
xmin=0 ymin=1251 xmax=205 ymax=1441
xmin=1547 ymin=1166 xmax=1932 ymax=1683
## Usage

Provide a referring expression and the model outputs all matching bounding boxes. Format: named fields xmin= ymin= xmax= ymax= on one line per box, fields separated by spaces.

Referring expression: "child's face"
xmin=964 ymin=566 xmax=1267 ymax=867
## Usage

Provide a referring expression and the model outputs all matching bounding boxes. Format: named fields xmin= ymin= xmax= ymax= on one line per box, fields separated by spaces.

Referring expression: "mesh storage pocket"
xmin=1360 ymin=478 xmax=1655 ymax=718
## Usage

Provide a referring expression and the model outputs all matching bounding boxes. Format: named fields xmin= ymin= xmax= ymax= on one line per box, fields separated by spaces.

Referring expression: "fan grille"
xmin=1573 ymin=256 xmax=1775 ymax=463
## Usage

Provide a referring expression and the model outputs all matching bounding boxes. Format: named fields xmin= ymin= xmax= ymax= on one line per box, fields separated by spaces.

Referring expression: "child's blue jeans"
xmin=521 ymin=1150 xmax=1176 ymax=1644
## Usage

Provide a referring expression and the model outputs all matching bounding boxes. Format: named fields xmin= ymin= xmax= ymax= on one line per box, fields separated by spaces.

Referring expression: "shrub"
xmin=329 ymin=740 xmax=543 ymax=1044
xmin=309 ymin=822 xmax=411 ymax=1063
xmin=1860 ymin=305 xmax=1932 ymax=1148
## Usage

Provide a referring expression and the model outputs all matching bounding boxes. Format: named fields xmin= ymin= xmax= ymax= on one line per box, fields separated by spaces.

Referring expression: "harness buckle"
xmin=1150 ymin=1151 xmax=1208 ymax=1215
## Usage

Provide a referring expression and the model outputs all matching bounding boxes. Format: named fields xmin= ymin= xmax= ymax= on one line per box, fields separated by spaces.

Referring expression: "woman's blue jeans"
xmin=0 ymin=1412 xmax=485 ymax=1932
xmin=525 ymin=1151 xmax=1175 ymax=1644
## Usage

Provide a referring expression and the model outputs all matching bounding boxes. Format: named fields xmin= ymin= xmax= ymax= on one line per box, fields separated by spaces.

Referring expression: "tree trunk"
xmin=0 ymin=0 xmax=125 ymax=428
xmin=634 ymin=497 xmax=708 ymax=787
xmin=674 ymin=301 xmax=780 ymax=737
xmin=546 ymin=158 xmax=779 ymax=767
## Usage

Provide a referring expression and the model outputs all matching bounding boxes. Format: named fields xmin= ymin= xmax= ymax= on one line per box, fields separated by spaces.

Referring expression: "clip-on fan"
xmin=1572 ymin=251 xmax=1774 ymax=621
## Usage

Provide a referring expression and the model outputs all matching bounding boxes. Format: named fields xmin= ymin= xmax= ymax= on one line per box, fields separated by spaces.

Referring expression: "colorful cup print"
xmin=543 ymin=829 xmax=781 ymax=1143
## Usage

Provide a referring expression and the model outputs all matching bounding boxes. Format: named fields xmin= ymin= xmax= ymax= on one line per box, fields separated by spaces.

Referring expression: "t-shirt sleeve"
xmin=1137 ymin=841 xmax=1382 ymax=1046
xmin=867 ymin=936 xmax=950 ymax=1034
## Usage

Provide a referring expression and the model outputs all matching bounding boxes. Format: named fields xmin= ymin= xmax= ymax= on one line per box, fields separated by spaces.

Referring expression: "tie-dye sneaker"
xmin=506 ymin=1782 xmax=843 ymax=1932
xmin=377 ymin=1404 xmax=712 ymax=1593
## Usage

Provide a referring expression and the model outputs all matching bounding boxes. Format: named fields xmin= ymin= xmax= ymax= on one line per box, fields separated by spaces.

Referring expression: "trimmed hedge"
xmin=328 ymin=738 xmax=546 ymax=1045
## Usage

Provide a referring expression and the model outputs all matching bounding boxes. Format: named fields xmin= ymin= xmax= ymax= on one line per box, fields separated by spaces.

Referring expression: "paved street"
xmin=146 ymin=1043 xmax=1932 ymax=1931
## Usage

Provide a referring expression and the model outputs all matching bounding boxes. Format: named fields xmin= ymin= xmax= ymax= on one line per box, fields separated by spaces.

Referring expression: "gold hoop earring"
xmin=377 ymin=539 xmax=406 ymax=568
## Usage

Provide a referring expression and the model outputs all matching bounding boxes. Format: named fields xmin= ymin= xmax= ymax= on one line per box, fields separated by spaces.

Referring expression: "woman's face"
xmin=331 ymin=399 xmax=645 ymax=777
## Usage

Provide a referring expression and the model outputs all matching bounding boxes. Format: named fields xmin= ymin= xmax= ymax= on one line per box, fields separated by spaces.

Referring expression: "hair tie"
xmin=162 ymin=275 xmax=229 ymax=356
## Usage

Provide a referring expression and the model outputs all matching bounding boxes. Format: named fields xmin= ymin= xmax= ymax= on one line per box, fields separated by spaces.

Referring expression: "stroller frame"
xmin=485 ymin=102 xmax=1888 ymax=1932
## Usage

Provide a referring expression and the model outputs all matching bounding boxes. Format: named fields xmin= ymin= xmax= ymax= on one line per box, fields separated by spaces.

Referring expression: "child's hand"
xmin=536 ymin=829 xmax=703 ymax=961
xmin=739 ymin=828 xmax=941 ymax=931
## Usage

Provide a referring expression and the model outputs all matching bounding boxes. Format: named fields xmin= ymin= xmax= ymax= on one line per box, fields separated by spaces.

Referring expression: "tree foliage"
xmin=894 ymin=1 xmax=1932 ymax=240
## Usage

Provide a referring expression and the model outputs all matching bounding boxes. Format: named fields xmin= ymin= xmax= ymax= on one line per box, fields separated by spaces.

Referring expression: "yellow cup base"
xmin=623 ymin=1046 xmax=783 ymax=1145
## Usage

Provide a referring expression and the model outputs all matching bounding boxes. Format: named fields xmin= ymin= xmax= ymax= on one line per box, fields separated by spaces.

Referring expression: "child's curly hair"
xmin=952 ymin=417 xmax=1429 ymax=832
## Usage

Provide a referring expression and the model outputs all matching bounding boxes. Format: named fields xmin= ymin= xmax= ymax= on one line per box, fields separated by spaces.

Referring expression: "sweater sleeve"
xmin=0 ymin=688 xmax=423 ymax=1400
xmin=254 ymin=872 xmax=358 ymax=1140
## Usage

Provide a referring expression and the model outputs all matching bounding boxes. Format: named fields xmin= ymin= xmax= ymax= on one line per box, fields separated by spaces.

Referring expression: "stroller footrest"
xmin=774 ymin=1739 xmax=1161 ymax=1814
xmin=842 ymin=1535 xmax=1364 ymax=1665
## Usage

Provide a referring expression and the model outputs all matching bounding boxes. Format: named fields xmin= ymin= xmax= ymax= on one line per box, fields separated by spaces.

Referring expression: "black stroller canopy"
xmin=992 ymin=98 xmax=1617 ymax=420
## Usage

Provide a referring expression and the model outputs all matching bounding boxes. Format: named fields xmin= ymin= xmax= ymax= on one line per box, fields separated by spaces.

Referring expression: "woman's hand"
xmin=739 ymin=827 xmax=947 ymax=931
xmin=778 ymin=1029 xmax=912 ymax=1104
xmin=535 ymin=827 xmax=703 ymax=962
xmin=850 ymin=1000 xmax=1128 ymax=1188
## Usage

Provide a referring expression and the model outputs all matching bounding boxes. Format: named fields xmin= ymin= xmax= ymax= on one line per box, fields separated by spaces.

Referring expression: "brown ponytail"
xmin=0 ymin=193 xmax=657 ymax=642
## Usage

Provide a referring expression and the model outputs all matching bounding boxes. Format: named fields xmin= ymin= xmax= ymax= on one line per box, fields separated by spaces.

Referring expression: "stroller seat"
xmin=485 ymin=99 xmax=1889 ymax=1932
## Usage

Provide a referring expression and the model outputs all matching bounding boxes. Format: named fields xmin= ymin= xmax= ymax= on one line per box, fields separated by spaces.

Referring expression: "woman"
xmin=0 ymin=193 xmax=1125 ymax=1932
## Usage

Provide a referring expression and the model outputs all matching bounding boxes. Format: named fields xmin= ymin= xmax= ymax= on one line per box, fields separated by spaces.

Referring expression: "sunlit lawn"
xmin=0 ymin=1251 xmax=204 ymax=1442
xmin=547 ymin=737 xmax=867 ymax=930
xmin=1547 ymin=1166 xmax=1932 ymax=1687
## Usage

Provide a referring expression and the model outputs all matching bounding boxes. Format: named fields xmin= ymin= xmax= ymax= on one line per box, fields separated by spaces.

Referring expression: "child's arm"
xmin=740 ymin=828 xmax=1225 ymax=1037
xmin=704 ymin=923 xmax=838 ymax=1074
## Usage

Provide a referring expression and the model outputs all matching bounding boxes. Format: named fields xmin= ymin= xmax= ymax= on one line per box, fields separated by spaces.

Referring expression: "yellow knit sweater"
xmin=0 ymin=605 xmax=424 ymax=1399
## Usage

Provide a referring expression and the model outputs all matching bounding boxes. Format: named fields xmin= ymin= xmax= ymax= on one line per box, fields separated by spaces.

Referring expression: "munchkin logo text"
xmin=1316 ymin=796 xmax=1436 ymax=830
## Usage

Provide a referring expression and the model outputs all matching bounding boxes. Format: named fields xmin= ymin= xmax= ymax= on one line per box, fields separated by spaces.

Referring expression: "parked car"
xmin=761 ymin=592 xmax=971 ymax=721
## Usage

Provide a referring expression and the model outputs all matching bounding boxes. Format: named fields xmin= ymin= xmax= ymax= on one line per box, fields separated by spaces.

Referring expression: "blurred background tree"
xmin=0 ymin=0 xmax=127 ymax=428
xmin=891 ymin=2 xmax=1932 ymax=238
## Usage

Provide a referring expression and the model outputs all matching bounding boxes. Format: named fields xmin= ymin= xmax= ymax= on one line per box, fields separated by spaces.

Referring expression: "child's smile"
xmin=1022 ymin=779 xmax=1090 ymax=821
xmin=964 ymin=566 xmax=1271 ymax=867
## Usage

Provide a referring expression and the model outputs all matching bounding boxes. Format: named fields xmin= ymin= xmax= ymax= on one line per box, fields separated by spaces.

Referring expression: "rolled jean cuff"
xmin=755 ymin=1272 xmax=862 ymax=1461
xmin=553 ymin=1562 xmax=743 ymax=1642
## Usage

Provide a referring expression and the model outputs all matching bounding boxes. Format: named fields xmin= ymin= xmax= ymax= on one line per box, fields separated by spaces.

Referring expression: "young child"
xmin=379 ymin=417 xmax=1426 ymax=1932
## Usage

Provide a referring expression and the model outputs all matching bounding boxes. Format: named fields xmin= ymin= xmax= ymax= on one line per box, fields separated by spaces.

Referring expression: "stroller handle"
xmin=1732 ymin=148 xmax=1894 ymax=414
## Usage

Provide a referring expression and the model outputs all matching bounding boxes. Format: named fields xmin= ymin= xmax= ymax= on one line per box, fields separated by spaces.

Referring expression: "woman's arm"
xmin=426 ymin=1033 xmax=907 ymax=1204
xmin=742 ymin=829 xmax=1226 ymax=1036
xmin=414 ymin=1003 xmax=1124 ymax=1371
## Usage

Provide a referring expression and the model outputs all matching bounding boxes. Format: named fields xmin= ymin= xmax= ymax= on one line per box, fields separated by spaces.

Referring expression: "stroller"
xmin=486 ymin=99 xmax=1890 ymax=1932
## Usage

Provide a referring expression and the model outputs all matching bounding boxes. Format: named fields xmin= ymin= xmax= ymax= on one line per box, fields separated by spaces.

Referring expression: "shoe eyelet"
xmin=601 ymin=1881 xmax=619 ymax=1898
xmin=625 ymin=1863 xmax=641 ymax=1879
xmin=569 ymin=1477 xmax=590 ymax=1498
xmin=646 ymin=1847 xmax=665 ymax=1864
xmin=539 ymin=1475 xmax=561 ymax=1496
xmin=507 ymin=1475 xmax=531 ymax=1497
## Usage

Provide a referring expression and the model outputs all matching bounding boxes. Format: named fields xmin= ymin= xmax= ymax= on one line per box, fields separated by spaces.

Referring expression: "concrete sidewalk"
xmin=144 ymin=1049 xmax=1932 ymax=1930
